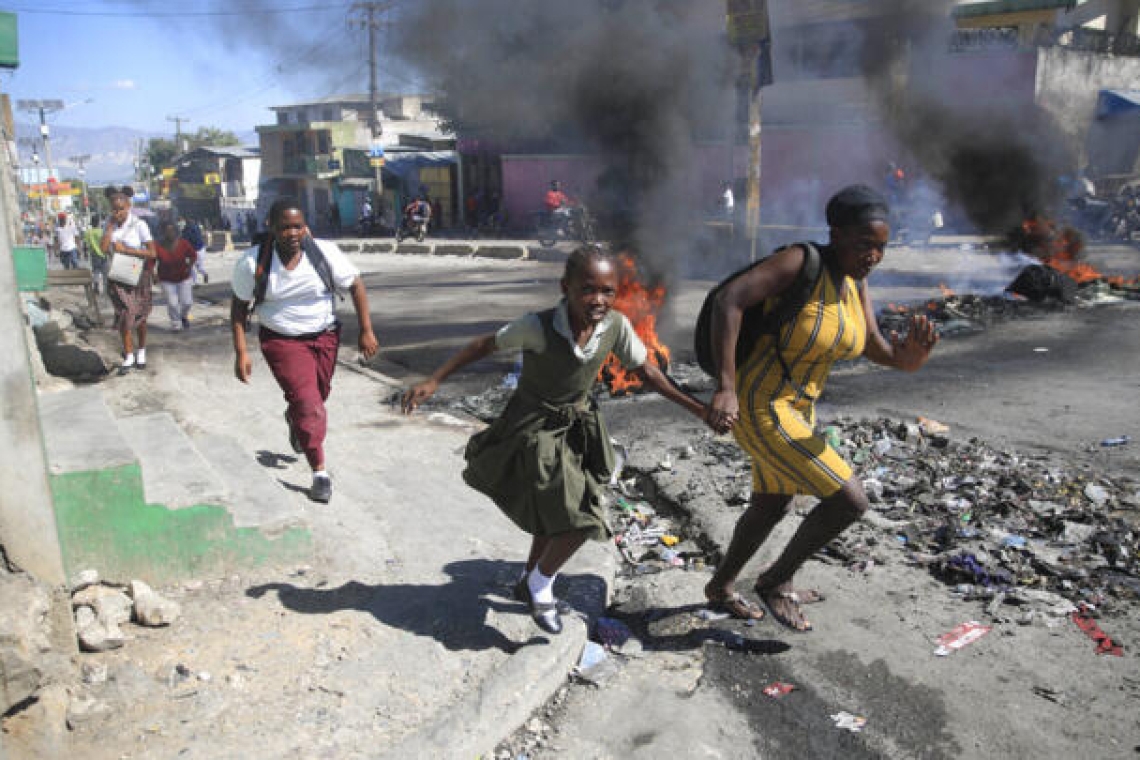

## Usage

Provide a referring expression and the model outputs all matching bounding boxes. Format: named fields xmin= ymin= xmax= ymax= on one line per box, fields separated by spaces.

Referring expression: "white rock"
xmin=66 ymin=695 xmax=110 ymax=729
xmin=129 ymin=580 xmax=181 ymax=627
xmin=81 ymin=662 xmax=108 ymax=685
xmin=72 ymin=585 xmax=133 ymax=628
xmin=69 ymin=569 xmax=100 ymax=592
xmin=74 ymin=606 xmax=96 ymax=629
xmin=76 ymin=621 xmax=125 ymax=653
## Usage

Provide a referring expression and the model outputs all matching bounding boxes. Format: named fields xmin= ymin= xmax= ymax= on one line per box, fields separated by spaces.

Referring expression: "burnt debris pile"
xmin=631 ymin=416 xmax=1140 ymax=619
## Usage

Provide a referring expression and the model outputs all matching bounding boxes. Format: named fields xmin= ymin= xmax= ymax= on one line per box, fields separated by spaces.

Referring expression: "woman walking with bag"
xmin=101 ymin=185 xmax=157 ymax=374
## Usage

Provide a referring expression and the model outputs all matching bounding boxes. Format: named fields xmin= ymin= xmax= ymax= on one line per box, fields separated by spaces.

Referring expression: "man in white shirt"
xmin=57 ymin=213 xmax=79 ymax=269
xmin=230 ymin=197 xmax=379 ymax=503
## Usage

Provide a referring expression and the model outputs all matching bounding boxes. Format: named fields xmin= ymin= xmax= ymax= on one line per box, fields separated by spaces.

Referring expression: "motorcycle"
xmin=396 ymin=214 xmax=428 ymax=243
xmin=535 ymin=204 xmax=595 ymax=248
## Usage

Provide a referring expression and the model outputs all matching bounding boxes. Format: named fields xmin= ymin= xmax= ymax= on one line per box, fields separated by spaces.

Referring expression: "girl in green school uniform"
xmin=403 ymin=247 xmax=719 ymax=634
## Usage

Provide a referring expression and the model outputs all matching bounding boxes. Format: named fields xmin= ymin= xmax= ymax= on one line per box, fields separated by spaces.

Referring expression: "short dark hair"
xmin=825 ymin=184 xmax=890 ymax=228
xmin=268 ymin=197 xmax=302 ymax=227
xmin=103 ymin=184 xmax=133 ymax=202
xmin=564 ymin=245 xmax=612 ymax=282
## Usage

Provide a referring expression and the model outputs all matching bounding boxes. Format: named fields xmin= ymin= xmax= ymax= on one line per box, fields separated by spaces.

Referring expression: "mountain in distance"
xmin=14 ymin=123 xmax=259 ymax=185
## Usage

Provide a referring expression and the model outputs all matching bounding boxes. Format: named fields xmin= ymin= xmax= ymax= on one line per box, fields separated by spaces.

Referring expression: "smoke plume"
xmin=390 ymin=0 xmax=737 ymax=276
xmin=858 ymin=0 xmax=1077 ymax=232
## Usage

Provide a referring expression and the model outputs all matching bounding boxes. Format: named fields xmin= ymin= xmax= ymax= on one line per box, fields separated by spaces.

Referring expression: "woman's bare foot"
xmin=756 ymin=582 xmax=812 ymax=632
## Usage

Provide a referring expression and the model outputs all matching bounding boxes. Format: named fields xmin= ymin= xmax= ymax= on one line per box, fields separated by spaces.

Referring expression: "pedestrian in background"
xmin=102 ymin=186 xmax=157 ymax=374
xmin=155 ymin=221 xmax=197 ymax=331
xmin=230 ymin=197 xmax=378 ymax=503
xmin=84 ymin=214 xmax=109 ymax=294
xmin=402 ymin=247 xmax=716 ymax=635
xmin=56 ymin=212 xmax=79 ymax=269
xmin=180 ymin=216 xmax=209 ymax=284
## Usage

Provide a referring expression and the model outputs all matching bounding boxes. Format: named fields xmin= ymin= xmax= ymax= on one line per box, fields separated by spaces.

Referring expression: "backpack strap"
xmin=246 ymin=236 xmax=343 ymax=329
xmin=763 ymin=242 xmax=824 ymax=382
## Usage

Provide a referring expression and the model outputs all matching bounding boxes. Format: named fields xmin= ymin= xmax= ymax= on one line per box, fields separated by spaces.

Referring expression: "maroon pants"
xmin=259 ymin=325 xmax=341 ymax=468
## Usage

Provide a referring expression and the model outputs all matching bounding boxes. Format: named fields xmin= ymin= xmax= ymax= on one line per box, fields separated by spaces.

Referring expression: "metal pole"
xmin=746 ymin=60 xmax=762 ymax=263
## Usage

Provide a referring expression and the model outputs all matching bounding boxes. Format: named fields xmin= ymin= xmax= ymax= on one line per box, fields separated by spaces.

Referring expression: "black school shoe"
xmin=310 ymin=473 xmax=332 ymax=503
xmin=512 ymin=577 xmax=571 ymax=632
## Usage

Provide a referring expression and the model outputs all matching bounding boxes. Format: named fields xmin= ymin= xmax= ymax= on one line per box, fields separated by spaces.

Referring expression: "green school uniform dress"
xmin=463 ymin=302 xmax=648 ymax=541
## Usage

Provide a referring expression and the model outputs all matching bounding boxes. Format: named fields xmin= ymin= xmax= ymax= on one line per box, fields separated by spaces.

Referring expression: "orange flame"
xmin=599 ymin=253 xmax=670 ymax=394
xmin=1022 ymin=218 xmax=1139 ymax=287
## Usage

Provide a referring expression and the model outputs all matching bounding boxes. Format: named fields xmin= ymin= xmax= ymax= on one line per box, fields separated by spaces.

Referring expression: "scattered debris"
xmin=762 ymin=682 xmax=796 ymax=698
xmin=934 ymin=621 xmax=992 ymax=656
xmin=830 ymin=711 xmax=868 ymax=733
xmin=1070 ymin=604 xmax=1124 ymax=657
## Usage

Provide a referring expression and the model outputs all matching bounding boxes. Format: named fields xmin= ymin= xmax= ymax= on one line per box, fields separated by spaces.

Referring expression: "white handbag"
xmin=107 ymin=253 xmax=144 ymax=286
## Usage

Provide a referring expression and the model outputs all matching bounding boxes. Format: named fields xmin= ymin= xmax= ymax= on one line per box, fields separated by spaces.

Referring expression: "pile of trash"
xmin=878 ymin=280 xmax=1139 ymax=338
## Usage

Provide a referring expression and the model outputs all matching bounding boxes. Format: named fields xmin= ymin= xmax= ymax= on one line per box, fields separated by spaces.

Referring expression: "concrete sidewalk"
xmin=31 ymin=307 xmax=614 ymax=757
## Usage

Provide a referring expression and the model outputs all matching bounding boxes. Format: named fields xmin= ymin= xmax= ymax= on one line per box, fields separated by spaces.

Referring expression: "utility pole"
xmin=17 ymin=99 xmax=64 ymax=182
xmin=70 ymin=154 xmax=92 ymax=224
xmin=726 ymin=2 xmax=772 ymax=262
xmin=167 ymin=115 xmax=190 ymax=153
xmin=349 ymin=2 xmax=394 ymax=210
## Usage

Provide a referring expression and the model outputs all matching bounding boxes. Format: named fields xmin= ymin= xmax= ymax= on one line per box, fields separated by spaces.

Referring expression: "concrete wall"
xmin=1035 ymin=44 xmax=1140 ymax=170
xmin=0 ymin=147 xmax=67 ymax=584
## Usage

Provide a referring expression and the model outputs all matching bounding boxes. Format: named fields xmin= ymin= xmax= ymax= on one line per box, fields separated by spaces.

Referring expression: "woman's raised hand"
xmin=890 ymin=314 xmax=939 ymax=371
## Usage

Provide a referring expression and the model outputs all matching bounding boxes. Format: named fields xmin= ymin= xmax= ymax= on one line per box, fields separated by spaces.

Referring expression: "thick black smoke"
xmin=856 ymin=0 xmax=1077 ymax=232
xmin=390 ymin=0 xmax=737 ymax=274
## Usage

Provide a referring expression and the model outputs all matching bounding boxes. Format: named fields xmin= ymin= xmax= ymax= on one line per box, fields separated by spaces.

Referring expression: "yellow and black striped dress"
xmin=734 ymin=267 xmax=867 ymax=497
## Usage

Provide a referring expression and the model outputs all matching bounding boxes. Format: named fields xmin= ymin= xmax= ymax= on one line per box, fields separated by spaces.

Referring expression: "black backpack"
xmin=694 ymin=242 xmax=824 ymax=379
xmin=247 ymin=236 xmax=342 ymax=327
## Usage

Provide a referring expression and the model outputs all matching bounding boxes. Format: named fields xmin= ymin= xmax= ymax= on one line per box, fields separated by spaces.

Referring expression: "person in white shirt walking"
xmin=56 ymin=213 xmax=80 ymax=269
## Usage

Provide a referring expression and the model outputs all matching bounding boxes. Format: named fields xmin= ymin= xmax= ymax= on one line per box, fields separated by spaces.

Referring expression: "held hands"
xmin=890 ymin=314 xmax=939 ymax=371
xmin=707 ymin=388 xmax=739 ymax=435
xmin=401 ymin=379 xmax=439 ymax=414
xmin=358 ymin=328 xmax=379 ymax=360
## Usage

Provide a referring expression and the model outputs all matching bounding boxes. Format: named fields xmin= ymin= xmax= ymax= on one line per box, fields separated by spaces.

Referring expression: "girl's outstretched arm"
xmin=401 ymin=334 xmax=498 ymax=413
xmin=633 ymin=362 xmax=719 ymax=431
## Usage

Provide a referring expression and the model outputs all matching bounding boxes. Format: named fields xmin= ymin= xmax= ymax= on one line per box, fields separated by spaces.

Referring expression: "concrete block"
xmin=474 ymin=245 xmax=527 ymax=260
xmin=39 ymin=387 xmax=135 ymax=474
xmin=395 ymin=243 xmax=432 ymax=255
xmin=115 ymin=413 xmax=227 ymax=509
xmin=433 ymin=244 xmax=475 ymax=257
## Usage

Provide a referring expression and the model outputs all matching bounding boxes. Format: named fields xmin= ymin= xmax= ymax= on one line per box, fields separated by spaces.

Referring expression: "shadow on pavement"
xmin=246 ymin=559 xmax=604 ymax=655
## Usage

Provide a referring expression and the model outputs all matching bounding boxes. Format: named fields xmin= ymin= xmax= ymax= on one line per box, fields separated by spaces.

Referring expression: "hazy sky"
xmin=2 ymin=1 xmax=407 ymax=136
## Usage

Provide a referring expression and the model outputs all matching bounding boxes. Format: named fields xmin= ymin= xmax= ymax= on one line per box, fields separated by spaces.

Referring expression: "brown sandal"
xmin=757 ymin=589 xmax=813 ymax=632
xmin=705 ymin=582 xmax=765 ymax=620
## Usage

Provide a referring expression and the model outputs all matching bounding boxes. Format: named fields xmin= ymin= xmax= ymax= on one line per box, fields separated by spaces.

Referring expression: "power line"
xmin=6 ymin=3 xmax=345 ymax=17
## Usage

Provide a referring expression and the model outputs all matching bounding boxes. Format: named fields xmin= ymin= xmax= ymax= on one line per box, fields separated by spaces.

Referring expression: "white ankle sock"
xmin=527 ymin=568 xmax=556 ymax=605
xmin=121 ymin=354 xmax=136 ymax=368
xmin=313 ymin=470 xmax=329 ymax=481
xmin=136 ymin=347 xmax=146 ymax=364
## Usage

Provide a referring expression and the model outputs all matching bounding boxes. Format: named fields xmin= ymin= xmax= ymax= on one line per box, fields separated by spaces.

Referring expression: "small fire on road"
xmin=599 ymin=253 xmax=670 ymax=394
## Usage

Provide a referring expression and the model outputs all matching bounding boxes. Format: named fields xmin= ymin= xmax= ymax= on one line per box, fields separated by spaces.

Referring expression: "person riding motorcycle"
xmin=544 ymin=181 xmax=572 ymax=221
xmin=399 ymin=196 xmax=432 ymax=240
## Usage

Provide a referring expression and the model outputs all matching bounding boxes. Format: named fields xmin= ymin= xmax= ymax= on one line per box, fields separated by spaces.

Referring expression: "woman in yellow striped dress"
xmin=704 ymin=185 xmax=938 ymax=631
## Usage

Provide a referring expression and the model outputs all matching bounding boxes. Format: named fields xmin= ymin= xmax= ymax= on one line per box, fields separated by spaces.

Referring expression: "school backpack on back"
xmin=693 ymin=242 xmax=823 ymax=378
xmin=246 ymin=235 xmax=342 ymax=327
